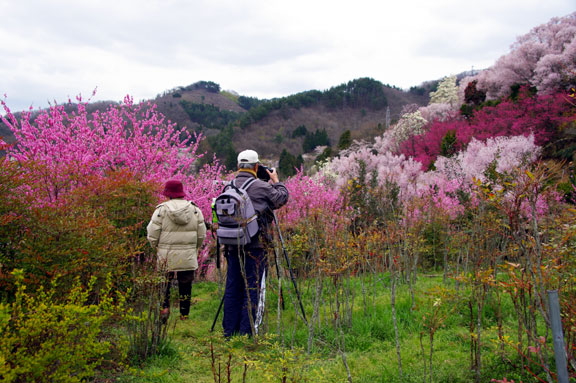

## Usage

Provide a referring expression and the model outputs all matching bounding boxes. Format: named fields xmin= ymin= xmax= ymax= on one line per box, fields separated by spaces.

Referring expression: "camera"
xmin=257 ymin=165 xmax=273 ymax=182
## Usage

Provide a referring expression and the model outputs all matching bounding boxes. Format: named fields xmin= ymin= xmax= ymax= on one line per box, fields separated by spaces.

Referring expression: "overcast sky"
xmin=0 ymin=0 xmax=574 ymax=113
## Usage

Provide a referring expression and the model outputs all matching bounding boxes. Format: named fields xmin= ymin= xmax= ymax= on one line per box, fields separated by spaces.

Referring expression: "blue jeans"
xmin=222 ymin=246 xmax=267 ymax=337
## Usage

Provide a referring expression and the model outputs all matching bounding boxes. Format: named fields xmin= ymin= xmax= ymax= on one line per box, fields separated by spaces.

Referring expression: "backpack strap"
xmin=238 ymin=177 xmax=258 ymax=192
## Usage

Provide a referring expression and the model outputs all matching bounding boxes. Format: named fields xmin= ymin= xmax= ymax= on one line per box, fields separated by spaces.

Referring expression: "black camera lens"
xmin=257 ymin=165 xmax=271 ymax=182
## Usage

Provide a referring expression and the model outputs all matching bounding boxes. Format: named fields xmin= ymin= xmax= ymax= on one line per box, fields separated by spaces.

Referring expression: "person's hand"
xmin=266 ymin=167 xmax=279 ymax=183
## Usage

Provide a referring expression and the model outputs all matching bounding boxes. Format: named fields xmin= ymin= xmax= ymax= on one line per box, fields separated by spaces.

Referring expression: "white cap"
xmin=237 ymin=149 xmax=259 ymax=164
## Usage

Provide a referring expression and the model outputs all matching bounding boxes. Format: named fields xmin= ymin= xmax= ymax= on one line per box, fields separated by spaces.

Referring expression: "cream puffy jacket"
xmin=147 ymin=199 xmax=206 ymax=272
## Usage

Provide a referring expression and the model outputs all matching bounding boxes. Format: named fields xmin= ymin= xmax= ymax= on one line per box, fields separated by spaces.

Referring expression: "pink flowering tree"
xmin=1 ymin=95 xmax=224 ymax=214
xmin=418 ymin=102 xmax=457 ymax=123
xmin=326 ymin=133 xmax=421 ymax=196
xmin=464 ymin=12 xmax=576 ymax=99
xmin=434 ymin=135 xmax=540 ymax=183
xmin=401 ymin=89 xmax=573 ymax=169
xmin=277 ymin=170 xmax=345 ymax=230
xmin=2 ymin=95 xmax=226 ymax=272
xmin=322 ymin=131 xmax=550 ymax=220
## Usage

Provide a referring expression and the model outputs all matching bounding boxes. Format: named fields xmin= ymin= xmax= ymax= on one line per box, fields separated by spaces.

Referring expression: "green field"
xmin=119 ymin=273 xmax=539 ymax=383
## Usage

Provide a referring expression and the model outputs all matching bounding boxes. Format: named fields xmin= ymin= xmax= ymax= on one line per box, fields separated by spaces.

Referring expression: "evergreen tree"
xmin=237 ymin=96 xmax=262 ymax=110
xmin=207 ymin=126 xmax=237 ymax=169
xmin=338 ymin=130 xmax=352 ymax=150
xmin=440 ymin=130 xmax=457 ymax=158
xmin=279 ymin=149 xmax=298 ymax=177
xmin=302 ymin=128 xmax=330 ymax=153
xmin=292 ymin=125 xmax=308 ymax=138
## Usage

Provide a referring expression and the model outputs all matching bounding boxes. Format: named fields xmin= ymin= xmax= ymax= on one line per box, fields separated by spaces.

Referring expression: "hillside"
xmin=233 ymin=85 xmax=429 ymax=161
xmin=153 ymin=81 xmax=247 ymax=135
xmin=161 ymin=79 xmax=430 ymax=168
xmin=0 ymin=78 xmax=430 ymax=166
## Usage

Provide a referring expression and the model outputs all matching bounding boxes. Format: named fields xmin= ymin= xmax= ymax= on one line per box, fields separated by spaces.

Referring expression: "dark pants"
xmin=223 ymin=246 xmax=267 ymax=337
xmin=163 ymin=270 xmax=195 ymax=316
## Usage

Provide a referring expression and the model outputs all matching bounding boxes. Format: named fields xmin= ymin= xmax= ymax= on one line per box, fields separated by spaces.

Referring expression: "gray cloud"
xmin=1 ymin=0 xmax=574 ymax=112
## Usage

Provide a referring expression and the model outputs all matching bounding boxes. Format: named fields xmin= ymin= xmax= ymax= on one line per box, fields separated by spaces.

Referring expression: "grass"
xmin=117 ymin=273 xmax=546 ymax=383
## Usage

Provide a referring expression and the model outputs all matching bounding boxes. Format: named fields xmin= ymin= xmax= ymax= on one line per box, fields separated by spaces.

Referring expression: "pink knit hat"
xmin=162 ymin=180 xmax=186 ymax=198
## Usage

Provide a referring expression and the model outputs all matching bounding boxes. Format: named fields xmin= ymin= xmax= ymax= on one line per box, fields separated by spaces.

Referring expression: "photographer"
xmin=222 ymin=149 xmax=289 ymax=338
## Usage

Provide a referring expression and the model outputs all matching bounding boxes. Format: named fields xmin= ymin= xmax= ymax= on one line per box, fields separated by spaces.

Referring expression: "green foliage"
xmin=0 ymin=270 xmax=129 ymax=383
xmin=337 ymin=130 xmax=352 ymax=151
xmin=315 ymin=146 xmax=333 ymax=164
xmin=459 ymin=103 xmax=475 ymax=119
xmin=274 ymin=133 xmax=283 ymax=144
xmin=237 ymin=95 xmax=263 ymax=111
xmin=509 ymin=83 xmax=537 ymax=101
xmin=410 ymin=80 xmax=439 ymax=100
xmin=180 ymin=100 xmax=242 ymax=131
xmin=237 ymin=78 xmax=387 ymax=129
xmin=206 ymin=126 xmax=237 ymax=170
xmin=279 ymin=149 xmax=303 ymax=177
xmin=409 ymin=86 xmax=426 ymax=96
xmin=292 ymin=125 xmax=308 ymax=138
xmin=346 ymin=160 xmax=400 ymax=229
xmin=439 ymin=130 xmax=457 ymax=158
xmin=123 ymin=277 xmax=488 ymax=383
xmin=0 ymin=159 xmax=27 ymax=297
xmin=237 ymin=91 xmax=322 ymax=128
xmin=0 ymin=170 xmax=156 ymax=300
xmin=181 ymin=81 xmax=221 ymax=93
xmin=126 ymin=262 xmax=172 ymax=363
xmin=302 ymin=128 xmax=329 ymax=153
xmin=556 ymin=163 xmax=576 ymax=203
xmin=324 ymin=78 xmax=388 ymax=110
xmin=204 ymin=336 xmax=318 ymax=383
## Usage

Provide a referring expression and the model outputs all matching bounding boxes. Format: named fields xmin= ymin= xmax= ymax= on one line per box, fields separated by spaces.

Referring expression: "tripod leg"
xmin=273 ymin=213 xmax=308 ymax=325
xmin=210 ymin=294 xmax=225 ymax=333
xmin=210 ymin=240 xmax=224 ymax=333
xmin=254 ymin=269 xmax=267 ymax=335
xmin=216 ymin=238 xmax=221 ymax=269
xmin=272 ymin=246 xmax=285 ymax=310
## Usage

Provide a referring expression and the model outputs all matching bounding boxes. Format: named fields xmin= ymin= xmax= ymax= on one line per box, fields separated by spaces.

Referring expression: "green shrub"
xmin=8 ymin=201 xmax=132 ymax=297
xmin=0 ymin=171 xmax=157 ymax=300
xmin=0 ymin=270 xmax=129 ymax=382
xmin=125 ymin=263 xmax=171 ymax=363
xmin=0 ymin=158 xmax=27 ymax=298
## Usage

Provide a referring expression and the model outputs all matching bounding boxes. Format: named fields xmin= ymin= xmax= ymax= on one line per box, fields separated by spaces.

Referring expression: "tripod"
xmin=210 ymin=212 xmax=307 ymax=332
xmin=272 ymin=212 xmax=308 ymax=325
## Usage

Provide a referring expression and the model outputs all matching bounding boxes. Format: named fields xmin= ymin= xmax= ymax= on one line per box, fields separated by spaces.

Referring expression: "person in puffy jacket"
xmin=147 ymin=180 xmax=206 ymax=320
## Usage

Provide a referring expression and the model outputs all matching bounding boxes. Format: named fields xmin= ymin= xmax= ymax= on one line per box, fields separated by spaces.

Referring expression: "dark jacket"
xmin=234 ymin=169 xmax=289 ymax=248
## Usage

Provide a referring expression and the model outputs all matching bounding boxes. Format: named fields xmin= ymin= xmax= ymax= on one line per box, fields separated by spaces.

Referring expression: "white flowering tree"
xmin=429 ymin=75 xmax=459 ymax=106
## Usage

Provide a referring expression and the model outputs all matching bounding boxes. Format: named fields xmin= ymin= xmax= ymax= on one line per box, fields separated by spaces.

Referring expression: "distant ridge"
xmin=1 ymin=77 xmax=435 ymax=167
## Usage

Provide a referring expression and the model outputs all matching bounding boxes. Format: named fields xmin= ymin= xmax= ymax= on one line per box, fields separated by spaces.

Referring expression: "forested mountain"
xmin=153 ymin=78 xmax=430 ymax=168
xmin=0 ymin=78 xmax=431 ymax=168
